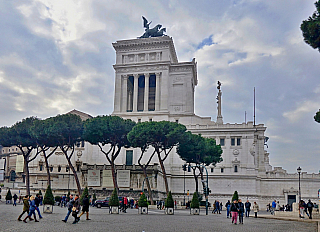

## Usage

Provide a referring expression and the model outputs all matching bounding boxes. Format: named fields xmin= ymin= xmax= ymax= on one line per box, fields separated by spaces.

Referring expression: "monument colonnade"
xmin=121 ymin=72 xmax=161 ymax=112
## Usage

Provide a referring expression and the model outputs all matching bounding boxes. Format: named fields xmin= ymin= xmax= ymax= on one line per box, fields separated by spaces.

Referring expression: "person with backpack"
xmin=225 ymin=200 xmax=231 ymax=218
xmin=307 ymin=200 xmax=314 ymax=219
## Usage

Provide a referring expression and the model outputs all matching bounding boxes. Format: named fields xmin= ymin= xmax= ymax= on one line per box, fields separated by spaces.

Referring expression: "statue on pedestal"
xmin=139 ymin=16 xmax=166 ymax=38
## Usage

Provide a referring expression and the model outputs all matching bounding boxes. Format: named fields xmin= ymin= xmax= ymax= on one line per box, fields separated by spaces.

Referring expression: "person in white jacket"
xmin=253 ymin=202 xmax=259 ymax=218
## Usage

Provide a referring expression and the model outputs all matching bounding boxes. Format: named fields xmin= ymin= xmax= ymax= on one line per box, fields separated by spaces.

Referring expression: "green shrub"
xmin=109 ymin=188 xmax=119 ymax=206
xmin=80 ymin=186 xmax=89 ymax=205
xmin=93 ymin=193 xmax=97 ymax=201
xmin=43 ymin=185 xmax=55 ymax=205
xmin=66 ymin=190 xmax=71 ymax=202
xmin=232 ymin=191 xmax=239 ymax=202
xmin=38 ymin=189 xmax=42 ymax=195
xmin=6 ymin=189 xmax=12 ymax=200
xmin=138 ymin=192 xmax=148 ymax=207
xmin=165 ymin=191 xmax=174 ymax=208
xmin=190 ymin=192 xmax=200 ymax=208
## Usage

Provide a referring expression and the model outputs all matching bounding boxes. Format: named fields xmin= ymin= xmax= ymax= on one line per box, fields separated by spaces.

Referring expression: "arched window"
xmin=10 ymin=170 xmax=16 ymax=181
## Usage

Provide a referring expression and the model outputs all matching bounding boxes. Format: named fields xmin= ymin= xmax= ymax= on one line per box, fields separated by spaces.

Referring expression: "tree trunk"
xmin=43 ymin=150 xmax=51 ymax=186
xmin=64 ymin=152 xmax=82 ymax=195
xmin=193 ymin=168 xmax=199 ymax=193
xmin=24 ymin=157 xmax=30 ymax=195
xmin=141 ymin=166 xmax=154 ymax=205
xmin=111 ymin=161 xmax=118 ymax=191
xmin=157 ymin=152 xmax=169 ymax=195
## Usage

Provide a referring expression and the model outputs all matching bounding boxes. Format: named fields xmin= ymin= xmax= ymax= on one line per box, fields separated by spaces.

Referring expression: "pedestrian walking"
xmin=307 ymin=200 xmax=314 ymax=219
xmin=72 ymin=195 xmax=81 ymax=224
xmin=253 ymin=202 xmax=259 ymax=218
xmin=245 ymin=200 xmax=251 ymax=217
xmin=79 ymin=194 xmax=91 ymax=220
xmin=35 ymin=194 xmax=43 ymax=219
xmin=231 ymin=200 xmax=239 ymax=225
xmin=299 ymin=200 xmax=305 ymax=218
xmin=62 ymin=194 xmax=74 ymax=223
xmin=18 ymin=195 xmax=30 ymax=221
xmin=13 ymin=194 xmax=18 ymax=206
xmin=225 ymin=200 xmax=231 ymax=218
xmin=271 ymin=200 xmax=276 ymax=214
xmin=238 ymin=199 xmax=245 ymax=224
xmin=23 ymin=196 xmax=39 ymax=223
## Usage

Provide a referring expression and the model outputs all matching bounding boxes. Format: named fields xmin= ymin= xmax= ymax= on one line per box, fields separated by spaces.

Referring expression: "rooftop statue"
xmin=139 ymin=16 xmax=166 ymax=38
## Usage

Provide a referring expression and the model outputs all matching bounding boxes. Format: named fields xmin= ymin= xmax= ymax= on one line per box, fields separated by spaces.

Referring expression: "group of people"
xmin=225 ymin=199 xmax=259 ymax=225
xmin=299 ymin=199 xmax=314 ymax=219
xmin=62 ymin=194 xmax=91 ymax=224
xmin=17 ymin=194 xmax=43 ymax=223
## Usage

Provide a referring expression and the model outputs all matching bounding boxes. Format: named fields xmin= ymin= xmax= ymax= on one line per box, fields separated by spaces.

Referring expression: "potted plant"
xmin=43 ymin=185 xmax=55 ymax=213
xmin=190 ymin=192 xmax=200 ymax=215
xmin=109 ymin=188 xmax=120 ymax=214
xmin=138 ymin=192 xmax=148 ymax=214
xmin=5 ymin=189 xmax=12 ymax=204
xmin=232 ymin=190 xmax=239 ymax=202
xmin=165 ymin=191 xmax=174 ymax=215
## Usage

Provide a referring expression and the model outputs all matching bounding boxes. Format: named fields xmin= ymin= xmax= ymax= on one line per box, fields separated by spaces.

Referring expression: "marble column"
xmin=144 ymin=73 xmax=149 ymax=112
xmin=155 ymin=72 xmax=160 ymax=111
xmin=122 ymin=75 xmax=128 ymax=112
xmin=133 ymin=74 xmax=139 ymax=112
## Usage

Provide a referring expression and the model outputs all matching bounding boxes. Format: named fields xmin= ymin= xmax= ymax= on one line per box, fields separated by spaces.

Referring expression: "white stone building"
xmin=1 ymin=36 xmax=320 ymax=207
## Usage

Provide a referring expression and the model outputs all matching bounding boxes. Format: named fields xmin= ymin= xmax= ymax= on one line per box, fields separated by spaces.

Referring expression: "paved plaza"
xmin=0 ymin=203 xmax=317 ymax=232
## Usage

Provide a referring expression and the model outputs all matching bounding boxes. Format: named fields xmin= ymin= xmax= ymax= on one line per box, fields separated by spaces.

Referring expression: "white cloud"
xmin=283 ymin=101 xmax=319 ymax=123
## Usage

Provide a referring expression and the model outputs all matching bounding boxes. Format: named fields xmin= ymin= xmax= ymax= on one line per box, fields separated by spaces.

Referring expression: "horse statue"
xmin=139 ymin=16 xmax=166 ymax=38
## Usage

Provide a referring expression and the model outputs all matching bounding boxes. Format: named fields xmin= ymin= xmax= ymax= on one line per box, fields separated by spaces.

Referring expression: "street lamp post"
xmin=297 ymin=167 xmax=302 ymax=202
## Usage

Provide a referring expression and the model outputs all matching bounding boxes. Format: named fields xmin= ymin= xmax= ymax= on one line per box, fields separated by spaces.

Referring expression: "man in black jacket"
xmin=62 ymin=194 xmax=74 ymax=223
xmin=245 ymin=200 xmax=251 ymax=217
xmin=35 ymin=194 xmax=43 ymax=219
xmin=238 ymin=199 xmax=245 ymax=224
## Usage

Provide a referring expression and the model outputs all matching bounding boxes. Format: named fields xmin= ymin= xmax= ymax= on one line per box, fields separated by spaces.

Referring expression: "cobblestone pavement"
xmin=0 ymin=204 xmax=317 ymax=232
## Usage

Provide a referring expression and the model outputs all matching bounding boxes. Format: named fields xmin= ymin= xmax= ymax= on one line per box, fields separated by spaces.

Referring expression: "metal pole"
xmin=298 ymin=172 xmax=301 ymax=201
xmin=184 ymin=168 xmax=186 ymax=206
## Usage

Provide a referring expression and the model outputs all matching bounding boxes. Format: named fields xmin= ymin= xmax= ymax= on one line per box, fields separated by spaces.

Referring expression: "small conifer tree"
xmin=38 ymin=189 xmax=42 ymax=195
xmin=190 ymin=192 xmax=200 ymax=208
xmin=138 ymin=192 xmax=148 ymax=207
xmin=109 ymin=188 xmax=119 ymax=206
xmin=165 ymin=191 xmax=174 ymax=208
xmin=93 ymin=193 xmax=97 ymax=201
xmin=80 ymin=186 xmax=89 ymax=205
xmin=232 ymin=191 xmax=239 ymax=202
xmin=43 ymin=185 xmax=55 ymax=205
xmin=6 ymin=189 xmax=12 ymax=201
xmin=66 ymin=190 xmax=71 ymax=202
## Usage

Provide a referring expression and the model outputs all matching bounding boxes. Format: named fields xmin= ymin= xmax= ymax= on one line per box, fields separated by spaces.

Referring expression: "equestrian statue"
xmin=139 ymin=16 xmax=166 ymax=38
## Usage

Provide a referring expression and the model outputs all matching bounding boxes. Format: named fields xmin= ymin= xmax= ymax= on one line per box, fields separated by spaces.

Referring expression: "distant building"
xmin=1 ymin=36 xmax=319 ymax=207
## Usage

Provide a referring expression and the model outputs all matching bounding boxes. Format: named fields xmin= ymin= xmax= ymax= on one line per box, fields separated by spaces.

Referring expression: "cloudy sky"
xmin=1 ymin=0 xmax=319 ymax=173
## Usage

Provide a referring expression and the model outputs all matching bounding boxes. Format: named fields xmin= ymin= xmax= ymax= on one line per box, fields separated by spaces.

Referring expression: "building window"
xmin=10 ymin=170 xmax=16 ymax=181
xmin=149 ymin=118 xmax=152 ymax=122
xmin=211 ymin=168 xmax=214 ymax=173
xmin=231 ymin=137 xmax=241 ymax=146
xmin=220 ymin=138 xmax=225 ymax=146
xmin=50 ymin=166 xmax=53 ymax=172
xmin=39 ymin=164 xmax=43 ymax=171
xmin=175 ymin=119 xmax=179 ymax=123
xmin=221 ymin=168 xmax=224 ymax=173
xmin=58 ymin=166 xmax=61 ymax=172
xmin=8 ymin=149 xmax=10 ymax=152
xmin=126 ymin=150 xmax=133 ymax=165
xmin=138 ymin=119 xmax=141 ymax=123
xmin=66 ymin=166 xmax=69 ymax=172
xmin=81 ymin=141 xmax=85 ymax=147
xmin=77 ymin=165 xmax=81 ymax=172
xmin=234 ymin=165 xmax=238 ymax=173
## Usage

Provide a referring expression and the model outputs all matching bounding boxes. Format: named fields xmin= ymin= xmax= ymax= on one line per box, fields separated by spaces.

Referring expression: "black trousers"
xmin=18 ymin=210 xmax=29 ymax=219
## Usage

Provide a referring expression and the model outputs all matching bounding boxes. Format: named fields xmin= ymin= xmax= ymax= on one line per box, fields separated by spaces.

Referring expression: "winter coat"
xmin=34 ymin=197 xmax=40 ymax=207
xmin=253 ymin=204 xmax=259 ymax=212
xmin=67 ymin=198 xmax=75 ymax=211
xmin=238 ymin=202 xmax=245 ymax=212
xmin=82 ymin=197 xmax=89 ymax=211
xmin=245 ymin=202 xmax=251 ymax=209
xmin=29 ymin=200 xmax=36 ymax=211
xmin=231 ymin=203 xmax=239 ymax=212
xmin=23 ymin=197 xmax=30 ymax=211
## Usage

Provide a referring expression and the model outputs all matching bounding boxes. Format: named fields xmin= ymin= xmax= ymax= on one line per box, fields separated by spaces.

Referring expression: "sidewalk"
xmin=255 ymin=213 xmax=320 ymax=232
